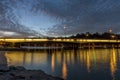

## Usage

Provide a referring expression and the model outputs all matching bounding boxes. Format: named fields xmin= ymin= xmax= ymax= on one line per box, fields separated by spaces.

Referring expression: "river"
xmin=4 ymin=48 xmax=120 ymax=80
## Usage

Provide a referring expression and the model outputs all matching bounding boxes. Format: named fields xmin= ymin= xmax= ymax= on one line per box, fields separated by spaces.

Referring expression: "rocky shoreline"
xmin=0 ymin=51 xmax=63 ymax=80
xmin=0 ymin=66 xmax=64 ymax=80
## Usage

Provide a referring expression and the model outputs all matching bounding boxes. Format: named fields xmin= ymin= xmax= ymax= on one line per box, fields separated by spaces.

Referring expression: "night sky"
xmin=0 ymin=0 xmax=120 ymax=37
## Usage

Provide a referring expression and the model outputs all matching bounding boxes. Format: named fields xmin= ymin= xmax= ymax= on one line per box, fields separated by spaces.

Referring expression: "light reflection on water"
xmin=5 ymin=48 xmax=120 ymax=80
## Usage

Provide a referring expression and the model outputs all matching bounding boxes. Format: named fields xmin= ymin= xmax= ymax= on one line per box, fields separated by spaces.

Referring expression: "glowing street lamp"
xmin=111 ymin=35 xmax=115 ymax=39
xmin=86 ymin=34 xmax=89 ymax=37
xmin=86 ymin=32 xmax=89 ymax=39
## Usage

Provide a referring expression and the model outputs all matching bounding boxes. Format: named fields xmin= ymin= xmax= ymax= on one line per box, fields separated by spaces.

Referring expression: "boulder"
xmin=9 ymin=66 xmax=26 ymax=71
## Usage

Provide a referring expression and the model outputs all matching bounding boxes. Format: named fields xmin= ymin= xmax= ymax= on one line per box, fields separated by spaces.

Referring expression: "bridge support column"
xmin=44 ymin=43 xmax=46 ymax=47
xmin=79 ymin=43 xmax=81 ymax=48
xmin=112 ymin=44 xmax=115 ymax=48
xmin=88 ymin=43 xmax=90 ymax=49
xmin=61 ymin=44 xmax=64 ymax=48
xmin=119 ymin=44 xmax=120 ymax=48
xmin=103 ymin=44 xmax=106 ymax=48
xmin=34 ymin=44 xmax=36 ymax=47
xmin=56 ymin=43 xmax=58 ymax=47
xmin=19 ymin=43 xmax=21 ymax=48
xmin=92 ymin=43 xmax=95 ymax=49
xmin=11 ymin=42 xmax=15 ymax=48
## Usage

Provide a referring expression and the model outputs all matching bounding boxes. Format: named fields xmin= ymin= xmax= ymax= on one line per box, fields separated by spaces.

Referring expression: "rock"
xmin=9 ymin=66 xmax=26 ymax=71
xmin=15 ymin=66 xmax=26 ymax=71
xmin=9 ymin=66 xmax=17 ymax=70
xmin=0 ymin=64 xmax=9 ymax=72
xmin=0 ymin=72 xmax=4 ymax=75
xmin=15 ymin=75 xmax=25 ymax=80
xmin=0 ymin=52 xmax=9 ymax=72
xmin=0 ymin=66 xmax=64 ymax=80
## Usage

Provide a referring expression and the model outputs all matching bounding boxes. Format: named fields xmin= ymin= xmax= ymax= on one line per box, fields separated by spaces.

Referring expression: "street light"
xmin=86 ymin=34 xmax=89 ymax=38
xmin=86 ymin=32 xmax=89 ymax=39
xmin=111 ymin=34 xmax=115 ymax=39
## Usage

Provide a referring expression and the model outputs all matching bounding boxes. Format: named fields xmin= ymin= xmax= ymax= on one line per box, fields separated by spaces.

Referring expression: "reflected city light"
xmin=93 ymin=48 xmax=96 ymax=66
xmin=51 ymin=53 xmax=55 ymax=72
xmin=110 ymin=48 xmax=117 ymax=80
xmin=62 ymin=62 xmax=67 ymax=80
xmin=62 ymin=53 xmax=67 ymax=80
xmin=6 ymin=51 xmax=47 ymax=66
xmin=86 ymin=51 xmax=90 ymax=73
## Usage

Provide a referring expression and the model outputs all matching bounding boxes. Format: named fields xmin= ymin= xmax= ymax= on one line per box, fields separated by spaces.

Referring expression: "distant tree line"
xmin=67 ymin=32 xmax=120 ymax=39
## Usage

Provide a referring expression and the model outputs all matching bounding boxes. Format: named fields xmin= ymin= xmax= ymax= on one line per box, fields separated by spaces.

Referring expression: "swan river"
xmin=4 ymin=48 xmax=120 ymax=80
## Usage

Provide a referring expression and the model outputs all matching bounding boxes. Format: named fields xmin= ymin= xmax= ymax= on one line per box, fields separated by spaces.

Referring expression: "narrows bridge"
xmin=0 ymin=38 xmax=119 ymax=48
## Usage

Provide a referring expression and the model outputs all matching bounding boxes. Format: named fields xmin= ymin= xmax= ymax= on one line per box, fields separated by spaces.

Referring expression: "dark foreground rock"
xmin=0 ymin=52 xmax=9 ymax=72
xmin=0 ymin=66 xmax=64 ymax=80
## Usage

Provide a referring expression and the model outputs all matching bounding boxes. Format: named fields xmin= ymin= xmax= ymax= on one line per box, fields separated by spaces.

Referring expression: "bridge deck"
xmin=0 ymin=38 xmax=119 ymax=43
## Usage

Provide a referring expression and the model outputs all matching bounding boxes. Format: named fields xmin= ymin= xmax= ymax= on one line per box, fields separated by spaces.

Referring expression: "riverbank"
xmin=0 ymin=66 xmax=63 ymax=80
xmin=0 ymin=51 xmax=63 ymax=80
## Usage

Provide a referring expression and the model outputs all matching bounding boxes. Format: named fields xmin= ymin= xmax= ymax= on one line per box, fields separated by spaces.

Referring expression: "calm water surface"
xmin=5 ymin=48 xmax=120 ymax=80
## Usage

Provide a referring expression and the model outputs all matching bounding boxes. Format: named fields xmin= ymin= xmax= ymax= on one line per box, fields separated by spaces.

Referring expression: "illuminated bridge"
xmin=0 ymin=38 xmax=120 ymax=49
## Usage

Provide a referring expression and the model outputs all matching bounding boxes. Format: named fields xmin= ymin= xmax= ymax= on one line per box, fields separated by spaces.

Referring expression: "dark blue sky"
xmin=0 ymin=0 xmax=120 ymax=37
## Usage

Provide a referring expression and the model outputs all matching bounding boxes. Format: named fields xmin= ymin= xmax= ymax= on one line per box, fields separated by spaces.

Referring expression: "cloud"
xmin=1 ymin=0 xmax=120 ymax=37
xmin=35 ymin=0 xmax=120 ymax=36
xmin=0 ymin=0 xmax=39 ymax=37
